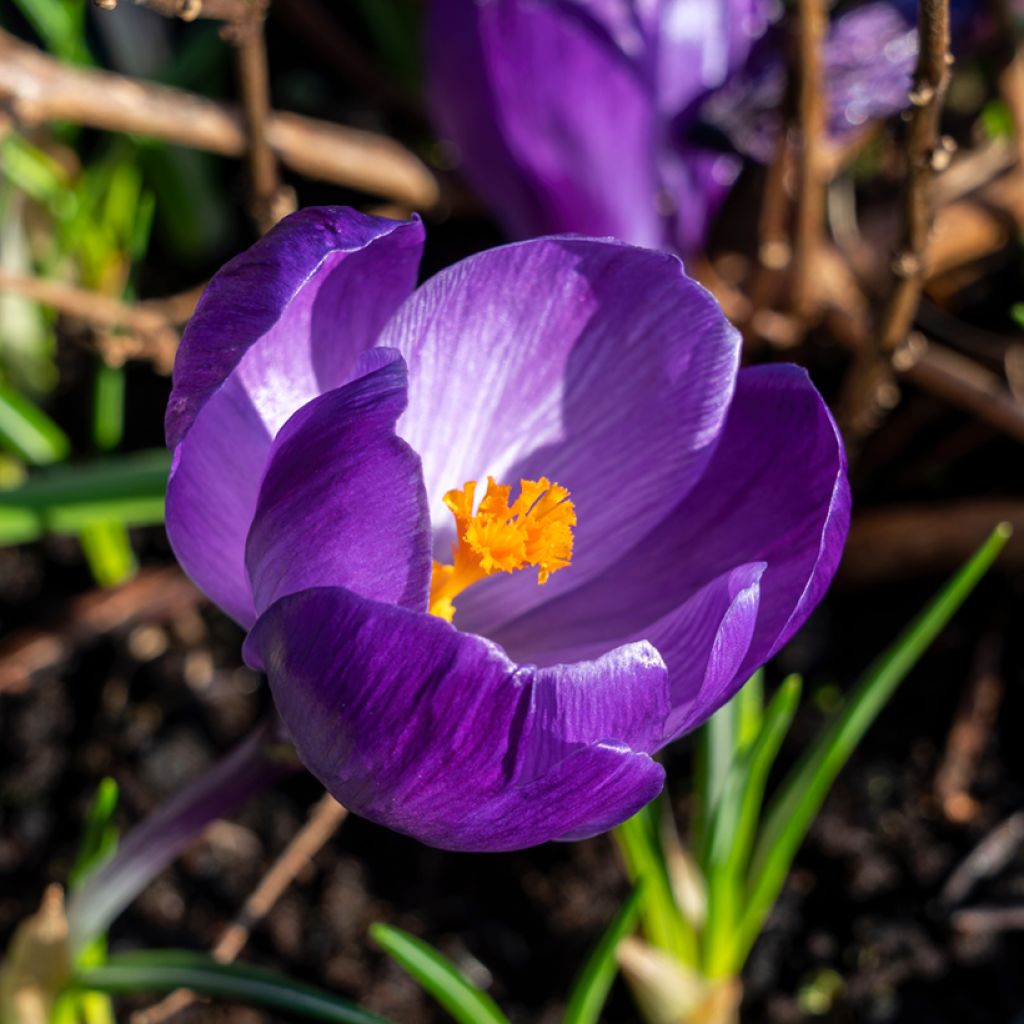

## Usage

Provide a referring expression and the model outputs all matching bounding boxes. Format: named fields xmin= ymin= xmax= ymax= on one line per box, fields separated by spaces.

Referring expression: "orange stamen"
xmin=428 ymin=476 xmax=576 ymax=621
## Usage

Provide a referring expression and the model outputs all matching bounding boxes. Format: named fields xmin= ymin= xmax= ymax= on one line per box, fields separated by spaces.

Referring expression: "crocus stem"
xmin=66 ymin=718 xmax=299 ymax=954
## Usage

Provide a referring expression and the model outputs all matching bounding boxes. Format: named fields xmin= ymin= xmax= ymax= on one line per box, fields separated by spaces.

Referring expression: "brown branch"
xmin=838 ymin=501 xmax=1020 ymax=587
xmin=226 ymin=0 xmax=294 ymax=232
xmin=896 ymin=335 xmax=1024 ymax=444
xmin=878 ymin=0 xmax=953 ymax=354
xmin=0 ymin=269 xmax=191 ymax=371
xmin=792 ymin=0 xmax=828 ymax=318
xmin=840 ymin=0 xmax=953 ymax=441
xmin=941 ymin=812 xmax=1024 ymax=906
xmin=94 ymin=0 xmax=253 ymax=22
xmin=131 ymin=794 xmax=349 ymax=1024
xmin=0 ymin=29 xmax=441 ymax=209
xmin=0 ymin=269 xmax=172 ymax=335
xmin=935 ymin=625 xmax=1005 ymax=824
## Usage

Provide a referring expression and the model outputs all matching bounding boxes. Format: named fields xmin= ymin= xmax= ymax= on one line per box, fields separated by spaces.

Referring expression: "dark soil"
xmin=2 ymin=530 xmax=1023 ymax=1023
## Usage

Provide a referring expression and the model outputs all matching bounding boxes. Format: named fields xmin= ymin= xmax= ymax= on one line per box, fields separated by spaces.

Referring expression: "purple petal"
xmin=426 ymin=0 xmax=665 ymax=247
xmin=244 ymin=352 xmax=431 ymax=632
xmin=824 ymin=3 xmax=916 ymax=139
xmin=165 ymin=209 xmax=423 ymax=626
xmin=245 ymin=588 xmax=667 ymax=851
xmin=491 ymin=364 xmax=848 ymax=735
xmin=648 ymin=0 xmax=776 ymax=115
xmin=702 ymin=2 xmax=918 ymax=164
xmin=378 ymin=236 xmax=741 ymax=635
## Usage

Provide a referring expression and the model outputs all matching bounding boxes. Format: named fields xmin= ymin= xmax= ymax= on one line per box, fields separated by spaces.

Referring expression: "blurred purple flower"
xmin=165 ymin=206 xmax=849 ymax=851
xmin=426 ymin=0 xmax=970 ymax=254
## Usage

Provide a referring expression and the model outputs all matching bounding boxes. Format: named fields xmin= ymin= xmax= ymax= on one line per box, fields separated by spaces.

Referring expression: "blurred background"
xmin=1 ymin=1 xmax=1023 ymax=1021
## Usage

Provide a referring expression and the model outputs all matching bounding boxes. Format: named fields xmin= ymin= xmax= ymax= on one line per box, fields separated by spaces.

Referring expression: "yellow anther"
xmin=428 ymin=476 xmax=576 ymax=621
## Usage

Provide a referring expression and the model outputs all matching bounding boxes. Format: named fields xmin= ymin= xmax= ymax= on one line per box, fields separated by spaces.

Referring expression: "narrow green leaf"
xmin=0 ymin=449 xmax=168 ymax=544
xmin=69 ymin=777 xmax=119 ymax=892
xmin=79 ymin=522 xmax=137 ymax=586
xmin=701 ymin=676 xmax=801 ymax=978
xmin=0 ymin=384 xmax=70 ymax=465
xmin=738 ymin=524 xmax=1011 ymax=964
xmin=9 ymin=0 xmax=91 ymax=64
xmin=562 ymin=887 xmax=642 ymax=1024
xmin=74 ymin=950 xmax=389 ymax=1024
xmin=92 ymin=364 xmax=125 ymax=453
xmin=370 ymin=924 xmax=508 ymax=1024
xmin=694 ymin=671 xmax=762 ymax=867
xmin=613 ymin=803 xmax=698 ymax=966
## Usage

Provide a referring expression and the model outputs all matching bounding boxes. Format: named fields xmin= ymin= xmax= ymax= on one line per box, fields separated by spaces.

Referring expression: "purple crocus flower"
xmin=165 ymin=206 xmax=849 ymax=852
xmin=425 ymin=0 xmax=959 ymax=255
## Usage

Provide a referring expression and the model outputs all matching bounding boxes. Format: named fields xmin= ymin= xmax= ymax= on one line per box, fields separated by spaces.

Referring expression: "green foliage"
xmin=74 ymin=950 xmax=389 ymax=1024
xmin=0 ymin=449 xmax=169 ymax=545
xmin=370 ymin=924 xmax=509 ymax=1024
xmin=0 ymin=385 xmax=70 ymax=465
xmin=615 ymin=801 xmax=697 ymax=966
xmin=68 ymin=778 xmax=119 ymax=892
xmin=374 ymin=891 xmax=643 ymax=1024
xmin=562 ymin=887 xmax=644 ymax=1024
xmin=616 ymin=523 xmax=1011 ymax=1015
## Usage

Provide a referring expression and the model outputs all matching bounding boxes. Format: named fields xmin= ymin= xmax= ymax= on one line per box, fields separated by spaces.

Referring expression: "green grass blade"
xmin=370 ymin=924 xmax=508 ymax=1024
xmin=0 ymin=449 xmax=169 ymax=544
xmin=613 ymin=803 xmax=698 ymax=966
xmin=0 ymin=384 xmax=70 ymax=465
xmin=701 ymin=676 xmax=801 ymax=978
xmin=74 ymin=950 xmax=389 ymax=1024
xmin=562 ymin=887 xmax=642 ymax=1024
xmin=9 ymin=0 xmax=91 ymax=64
xmin=92 ymin=364 xmax=126 ymax=452
xmin=694 ymin=671 xmax=762 ymax=867
xmin=69 ymin=778 xmax=119 ymax=892
xmin=739 ymin=524 xmax=1011 ymax=965
xmin=79 ymin=521 xmax=138 ymax=586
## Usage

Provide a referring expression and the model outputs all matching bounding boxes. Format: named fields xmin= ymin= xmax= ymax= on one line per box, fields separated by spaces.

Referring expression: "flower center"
xmin=428 ymin=476 xmax=576 ymax=621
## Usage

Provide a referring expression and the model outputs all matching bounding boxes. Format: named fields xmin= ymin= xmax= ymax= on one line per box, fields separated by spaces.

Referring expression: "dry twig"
xmin=839 ymin=501 xmax=1022 ymax=587
xmin=0 ymin=30 xmax=440 ymax=209
xmin=840 ymin=0 xmax=953 ymax=438
xmin=0 ymin=269 xmax=199 ymax=371
xmin=879 ymin=0 xmax=954 ymax=353
xmin=792 ymin=0 xmax=827 ymax=318
xmin=94 ymin=0 xmax=253 ymax=22
xmin=223 ymin=0 xmax=295 ymax=231
xmin=131 ymin=794 xmax=349 ymax=1024
xmin=941 ymin=812 xmax=1024 ymax=906
xmin=935 ymin=626 xmax=1005 ymax=824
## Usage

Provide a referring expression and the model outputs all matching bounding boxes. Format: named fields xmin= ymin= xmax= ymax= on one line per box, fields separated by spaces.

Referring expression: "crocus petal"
xmin=492 ymin=364 xmax=848 ymax=731
xmin=702 ymin=2 xmax=918 ymax=164
xmin=824 ymin=3 xmax=916 ymax=140
xmin=245 ymin=588 xmax=667 ymax=851
xmin=165 ymin=209 xmax=423 ymax=626
xmin=377 ymin=236 xmax=741 ymax=635
xmin=647 ymin=0 xmax=776 ymax=115
xmin=244 ymin=351 xmax=431 ymax=630
xmin=426 ymin=0 xmax=664 ymax=247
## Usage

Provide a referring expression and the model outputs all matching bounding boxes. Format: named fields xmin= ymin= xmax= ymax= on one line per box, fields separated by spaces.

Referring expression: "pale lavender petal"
xmin=703 ymin=3 xmax=918 ymax=164
xmin=165 ymin=209 xmax=423 ymax=626
xmin=244 ymin=352 xmax=431 ymax=629
xmin=245 ymin=588 xmax=667 ymax=851
xmin=377 ymin=236 xmax=741 ymax=635
xmin=649 ymin=0 xmax=777 ymax=115
xmin=492 ymin=364 xmax=848 ymax=731
xmin=426 ymin=0 xmax=665 ymax=247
